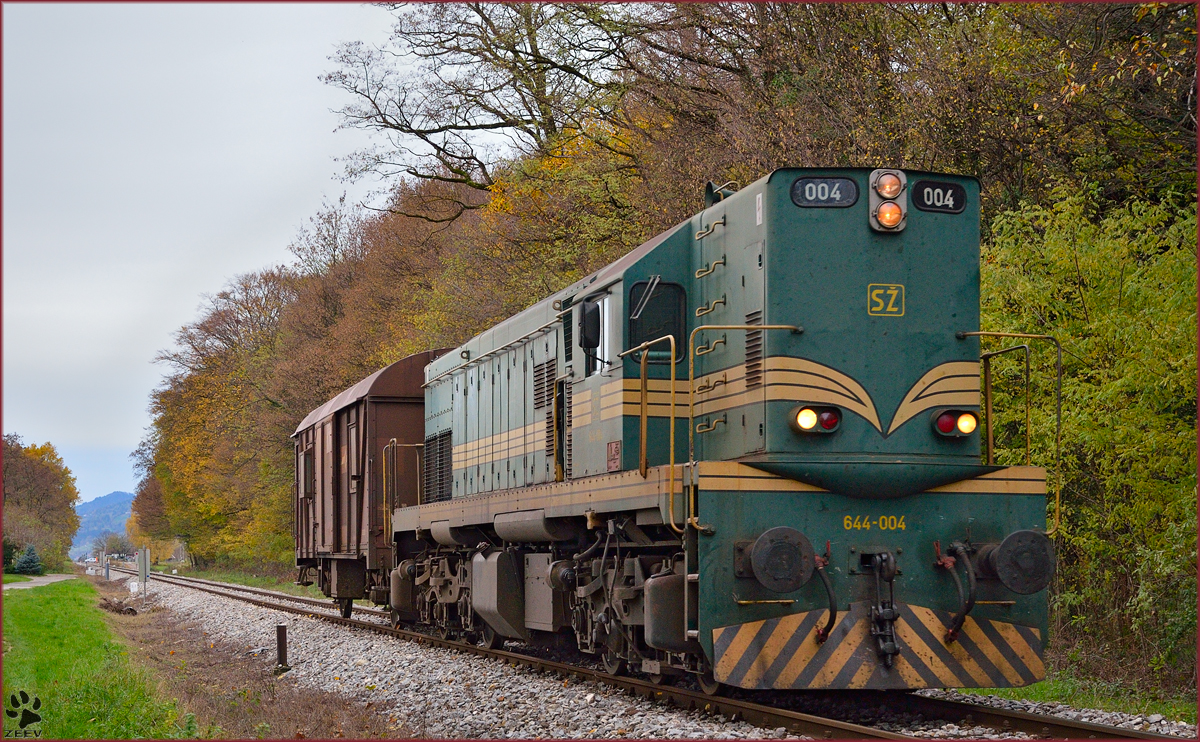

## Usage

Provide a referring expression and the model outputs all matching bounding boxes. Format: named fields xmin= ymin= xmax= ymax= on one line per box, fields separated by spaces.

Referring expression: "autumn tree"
xmin=140 ymin=269 xmax=297 ymax=566
xmin=326 ymin=2 xmax=632 ymax=221
xmin=141 ymin=1 xmax=1195 ymax=693
xmin=1 ymin=434 xmax=80 ymax=571
xmin=91 ymin=531 xmax=133 ymax=558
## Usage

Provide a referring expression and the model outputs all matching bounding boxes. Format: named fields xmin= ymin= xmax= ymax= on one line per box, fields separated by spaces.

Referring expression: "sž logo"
xmin=4 ymin=691 xmax=41 ymax=738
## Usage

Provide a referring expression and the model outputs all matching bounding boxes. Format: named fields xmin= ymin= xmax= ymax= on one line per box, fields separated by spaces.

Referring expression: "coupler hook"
xmin=868 ymin=551 xmax=900 ymax=667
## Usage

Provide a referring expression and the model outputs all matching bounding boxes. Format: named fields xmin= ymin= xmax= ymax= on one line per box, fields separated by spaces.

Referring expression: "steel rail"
xmin=852 ymin=690 xmax=1181 ymax=741
xmin=110 ymin=567 xmax=388 ymax=618
xmin=122 ymin=569 xmax=1180 ymax=741
xmin=123 ymin=569 xmax=906 ymax=740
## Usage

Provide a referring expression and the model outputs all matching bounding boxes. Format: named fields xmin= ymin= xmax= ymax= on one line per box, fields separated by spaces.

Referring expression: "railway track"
xmin=113 ymin=568 xmax=1179 ymax=741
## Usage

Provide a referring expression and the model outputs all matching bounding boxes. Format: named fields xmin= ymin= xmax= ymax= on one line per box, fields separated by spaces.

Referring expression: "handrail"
xmin=385 ymin=440 xmax=425 ymax=508
xmin=980 ymin=344 xmax=1031 ymax=466
xmin=695 ymin=333 xmax=726 ymax=356
xmin=617 ymin=335 xmax=681 ymax=534
xmin=695 ymin=255 xmax=726 ymax=279
xmin=695 ymin=215 xmax=726 ymax=240
xmin=957 ymin=331 xmax=1063 ymax=537
xmin=695 ymin=295 xmax=726 ymax=317
xmin=687 ymin=324 xmax=802 ymax=530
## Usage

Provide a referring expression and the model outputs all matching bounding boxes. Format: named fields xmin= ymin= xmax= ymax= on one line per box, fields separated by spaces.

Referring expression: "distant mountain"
xmin=69 ymin=491 xmax=134 ymax=559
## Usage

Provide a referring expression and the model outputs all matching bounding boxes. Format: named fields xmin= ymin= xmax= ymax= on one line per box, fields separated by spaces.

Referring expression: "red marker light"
xmin=818 ymin=410 xmax=840 ymax=430
xmin=936 ymin=412 xmax=957 ymax=434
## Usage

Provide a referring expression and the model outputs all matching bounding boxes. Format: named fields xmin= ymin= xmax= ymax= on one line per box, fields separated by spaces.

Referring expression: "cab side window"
xmin=628 ymin=281 xmax=685 ymax=361
xmin=584 ymin=294 xmax=612 ymax=377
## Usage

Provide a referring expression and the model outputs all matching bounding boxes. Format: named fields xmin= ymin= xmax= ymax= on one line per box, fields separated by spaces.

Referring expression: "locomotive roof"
xmin=424 ymin=215 xmax=681 ymax=382
xmin=293 ymin=349 xmax=446 ymax=435
xmin=422 ymin=166 xmax=979 ymax=384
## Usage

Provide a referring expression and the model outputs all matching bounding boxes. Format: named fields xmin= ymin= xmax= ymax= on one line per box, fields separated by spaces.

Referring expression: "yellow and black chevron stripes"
xmin=888 ymin=361 xmax=981 ymax=434
xmin=712 ymin=601 xmax=1044 ymax=690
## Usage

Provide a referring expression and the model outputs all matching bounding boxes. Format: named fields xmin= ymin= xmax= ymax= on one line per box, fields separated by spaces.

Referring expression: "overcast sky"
xmin=3 ymin=3 xmax=396 ymax=501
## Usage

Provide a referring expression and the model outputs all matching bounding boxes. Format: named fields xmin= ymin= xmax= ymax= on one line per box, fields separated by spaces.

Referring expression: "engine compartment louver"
xmin=745 ymin=310 xmax=763 ymax=388
xmin=533 ymin=359 xmax=555 ymax=409
xmin=423 ymin=430 xmax=453 ymax=503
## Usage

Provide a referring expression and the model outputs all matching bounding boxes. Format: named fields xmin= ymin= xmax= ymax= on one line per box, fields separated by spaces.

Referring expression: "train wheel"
xmin=435 ymin=624 xmax=451 ymax=640
xmin=649 ymin=672 xmax=675 ymax=686
xmin=338 ymin=598 xmax=354 ymax=619
xmin=697 ymin=672 xmax=725 ymax=697
xmin=475 ymin=623 xmax=503 ymax=650
xmin=389 ymin=609 xmax=402 ymax=629
xmin=601 ymin=649 xmax=626 ymax=676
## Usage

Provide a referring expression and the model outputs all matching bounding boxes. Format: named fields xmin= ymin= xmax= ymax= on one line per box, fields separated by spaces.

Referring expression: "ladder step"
xmin=686 ymin=629 xmax=699 ymax=639
xmin=687 ymin=573 xmax=699 ymax=582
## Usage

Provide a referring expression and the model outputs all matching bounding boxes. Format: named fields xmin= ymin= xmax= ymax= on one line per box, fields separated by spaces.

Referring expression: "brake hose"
xmin=945 ymin=543 xmax=976 ymax=643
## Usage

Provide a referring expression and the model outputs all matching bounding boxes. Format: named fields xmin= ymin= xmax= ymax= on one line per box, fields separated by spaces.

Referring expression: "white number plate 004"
xmin=790 ymin=177 xmax=859 ymax=208
xmin=912 ymin=180 xmax=966 ymax=214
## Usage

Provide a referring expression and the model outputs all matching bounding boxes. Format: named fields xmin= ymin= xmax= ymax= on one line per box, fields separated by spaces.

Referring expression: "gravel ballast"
xmin=152 ymin=580 xmax=796 ymax=739
xmin=143 ymin=578 xmax=1196 ymax=739
xmin=917 ymin=689 xmax=1196 ymax=739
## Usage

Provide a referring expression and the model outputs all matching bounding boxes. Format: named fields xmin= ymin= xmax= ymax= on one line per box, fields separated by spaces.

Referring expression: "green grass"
xmin=2 ymin=579 xmax=188 ymax=738
xmin=2 ymin=574 xmax=31 ymax=584
xmin=961 ymin=668 xmax=1197 ymax=724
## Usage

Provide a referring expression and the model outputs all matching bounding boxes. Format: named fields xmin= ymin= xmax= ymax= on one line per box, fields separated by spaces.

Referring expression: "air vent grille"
xmin=533 ymin=359 xmax=556 ymax=409
xmin=423 ymin=430 xmax=453 ymax=503
xmin=564 ymin=384 xmax=573 ymax=478
xmin=745 ymin=310 xmax=763 ymax=388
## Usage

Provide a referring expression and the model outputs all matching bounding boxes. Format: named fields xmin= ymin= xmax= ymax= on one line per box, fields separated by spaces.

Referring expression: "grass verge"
xmin=2 ymin=574 xmax=32 ymax=584
xmin=961 ymin=668 xmax=1197 ymax=724
xmin=1 ymin=579 xmax=186 ymax=738
xmin=92 ymin=576 xmax=400 ymax=738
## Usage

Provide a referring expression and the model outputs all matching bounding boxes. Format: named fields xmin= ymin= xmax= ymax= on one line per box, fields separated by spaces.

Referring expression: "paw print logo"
xmin=5 ymin=691 xmax=41 ymax=729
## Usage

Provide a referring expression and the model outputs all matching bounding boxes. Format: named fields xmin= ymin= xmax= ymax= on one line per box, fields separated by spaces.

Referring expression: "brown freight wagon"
xmin=293 ymin=349 xmax=446 ymax=617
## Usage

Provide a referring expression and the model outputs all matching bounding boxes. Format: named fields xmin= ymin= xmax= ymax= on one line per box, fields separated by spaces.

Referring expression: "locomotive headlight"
xmin=790 ymin=405 xmax=841 ymax=434
xmin=868 ymin=169 xmax=907 ymax=233
xmin=796 ymin=408 xmax=818 ymax=430
xmin=875 ymin=172 xmax=903 ymax=199
xmin=876 ymin=201 xmax=903 ymax=228
xmin=932 ymin=409 xmax=977 ymax=438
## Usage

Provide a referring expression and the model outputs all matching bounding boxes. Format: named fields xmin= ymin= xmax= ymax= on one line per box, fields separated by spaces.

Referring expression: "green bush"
xmin=3 ymin=539 xmax=17 ymax=573
xmin=982 ymin=186 xmax=1197 ymax=690
xmin=12 ymin=544 xmax=43 ymax=576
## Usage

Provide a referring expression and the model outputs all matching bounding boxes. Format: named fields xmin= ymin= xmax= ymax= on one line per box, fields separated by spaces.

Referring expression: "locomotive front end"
xmin=688 ymin=168 xmax=1054 ymax=690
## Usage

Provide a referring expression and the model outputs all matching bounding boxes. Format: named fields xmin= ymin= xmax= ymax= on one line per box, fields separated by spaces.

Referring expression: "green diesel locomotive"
xmin=295 ymin=167 xmax=1057 ymax=693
